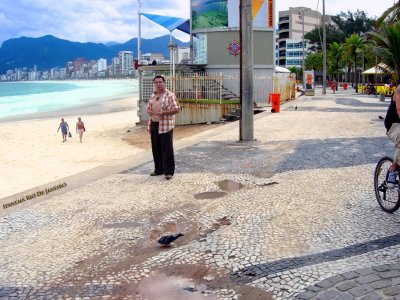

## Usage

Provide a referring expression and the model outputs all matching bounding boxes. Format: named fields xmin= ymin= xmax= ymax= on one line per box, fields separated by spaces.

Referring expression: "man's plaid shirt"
xmin=147 ymin=89 xmax=179 ymax=134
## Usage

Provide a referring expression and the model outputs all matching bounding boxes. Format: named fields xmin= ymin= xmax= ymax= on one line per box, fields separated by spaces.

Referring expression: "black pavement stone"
xmin=356 ymin=274 xmax=381 ymax=284
xmin=295 ymin=291 xmax=317 ymax=299
xmin=348 ymin=285 xmax=375 ymax=297
xmin=316 ymin=279 xmax=336 ymax=289
xmin=307 ymin=285 xmax=324 ymax=292
xmin=333 ymin=294 xmax=355 ymax=300
xmin=360 ymin=292 xmax=383 ymax=300
xmin=315 ymin=290 xmax=342 ymax=300
xmin=393 ymin=263 xmax=400 ymax=270
xmin=356 ymin=268 xmax=375 ymax=276
xmin=342 ymin=271 xmax=359 ymax=280
xmin=370 ymin=279 xmax=392 ymax=289
xmin=372 ymin=265 xmax=393 ymax=272
xmin=380 ymin=270 xmax=400 ymax=279
xmin=337 ymin=281 xmax=357 ymax=292
xmin=382 ymin=285 xmax=400 ymax=296
xmin=232 ymin=234 xmax=400 ymax=284
xmin=328 ymin=275 xmax=345 ymax=284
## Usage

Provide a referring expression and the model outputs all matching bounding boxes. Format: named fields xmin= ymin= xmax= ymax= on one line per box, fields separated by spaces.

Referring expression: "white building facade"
xmin=277 ymin=7 xmax=323 ymax=68
xmin=119 ymin=51 xmax=134 ymax=76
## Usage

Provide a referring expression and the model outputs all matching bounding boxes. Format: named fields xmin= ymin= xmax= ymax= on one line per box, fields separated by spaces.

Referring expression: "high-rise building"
xmin=119 ymin=51 xmax=134 ymax=76
xmin=112 ymin=57 xmax=121 ymax=77
xmin=73 ymin=57 xmax=86 ymax=72
xmin=97 ymin=58 xmax=107 ymax=72
xmin=177 ymin=47 xmax=190 ymax=63
xmin=277 ymin=7 xmax=328 ymax=68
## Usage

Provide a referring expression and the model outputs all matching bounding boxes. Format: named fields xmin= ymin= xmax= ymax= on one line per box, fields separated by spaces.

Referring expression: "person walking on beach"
xmin=57 ymin=118 xmax=69 ymax=142
xmin=331 ymin=78 xmax=337 ymax=94
xmin=146 ymin=75 xmax=180 ymax=180
xmin=76 ymin=117 xmax=85 ymax=143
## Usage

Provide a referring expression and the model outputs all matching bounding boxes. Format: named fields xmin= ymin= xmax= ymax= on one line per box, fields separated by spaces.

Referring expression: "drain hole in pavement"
xmin=136 ymin=272 xmax=212 ymax=299
xmin=103 ymin=221 xmax=143 ymax=229
xmin=217 ymin=179 xmax=245 ymax=192
xmin=194 ymin=192 xmax=227 ymax=199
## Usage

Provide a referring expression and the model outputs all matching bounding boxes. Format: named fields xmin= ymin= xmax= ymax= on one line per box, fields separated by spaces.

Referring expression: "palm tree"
xmin=344 ymin=34 xmax=366 ymax=87
xmin=305 ymin=52 xmax=323 ymax=72
xmin=328 ymin=42 xmax=344 ymax=83
xmin=367 ymin=22 xmax=400 ymax=80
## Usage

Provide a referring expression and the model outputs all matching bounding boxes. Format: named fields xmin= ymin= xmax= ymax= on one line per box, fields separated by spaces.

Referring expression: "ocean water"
xmin=0 ymin=80 xmax=138 ymax=119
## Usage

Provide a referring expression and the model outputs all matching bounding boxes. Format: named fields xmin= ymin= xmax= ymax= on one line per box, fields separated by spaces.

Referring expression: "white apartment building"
xmin=177 ymin=47 xmax=190 ymax=63
xmin=278 ymin=7 xmax=324 ymax=68
xmin=97 ymin=58 xmax=107 ymax=72
xmin=119 ymin=51 xmax=134 ymax=76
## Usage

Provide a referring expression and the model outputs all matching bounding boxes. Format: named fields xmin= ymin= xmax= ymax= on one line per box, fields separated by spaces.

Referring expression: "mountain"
xmin=0 ymin=35 xmax=115 ymax=72
xmin=0 ymin=35 xmax=189 ymax=74
xmin=108 ymin=35 xmax=189 ymax=57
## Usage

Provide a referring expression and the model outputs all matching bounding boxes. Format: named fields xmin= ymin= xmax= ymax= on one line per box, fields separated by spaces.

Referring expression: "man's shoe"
xmin=387 ymin=171 xmax=397 ymax=189
xmin=165 ymin=175 xmax=173 ymax=180
xmin=150 ymin=172 xmax=162 ymax=176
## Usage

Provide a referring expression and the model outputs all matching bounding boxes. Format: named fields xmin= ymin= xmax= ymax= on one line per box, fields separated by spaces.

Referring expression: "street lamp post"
xmin=299 ymin=8 xmax=311 ymax=90
xmin=356 ymin=49 xmax=365 ymax=93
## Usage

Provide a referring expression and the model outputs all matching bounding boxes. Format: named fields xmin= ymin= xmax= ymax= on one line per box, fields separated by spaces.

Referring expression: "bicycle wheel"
xmin=374 ymin=156 xmax=400 ymax=213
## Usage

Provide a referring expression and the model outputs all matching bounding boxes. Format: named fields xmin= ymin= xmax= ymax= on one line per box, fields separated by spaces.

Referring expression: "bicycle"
xmin=374 ymin=156 xmax=400 ymax=213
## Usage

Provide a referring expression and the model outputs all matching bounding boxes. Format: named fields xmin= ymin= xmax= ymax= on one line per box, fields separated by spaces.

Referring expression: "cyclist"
xmin=384 ymin=85 xmax=400 ymax=188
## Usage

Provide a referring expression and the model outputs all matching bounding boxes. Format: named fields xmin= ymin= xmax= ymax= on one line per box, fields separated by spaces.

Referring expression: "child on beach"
xmin=57 ymin=118 xmax=69 ymax=142
xmin=76 ymin=117 xmax=85 ymax=143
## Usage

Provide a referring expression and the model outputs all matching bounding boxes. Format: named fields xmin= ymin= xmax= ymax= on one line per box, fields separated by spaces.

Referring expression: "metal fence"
xmin=140 ymin=71 xmax=294 ymax=107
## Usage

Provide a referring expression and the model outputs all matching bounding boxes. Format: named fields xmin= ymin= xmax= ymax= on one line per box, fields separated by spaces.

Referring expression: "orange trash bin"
xmin=268 ymin=93 xmax=281 ymax=113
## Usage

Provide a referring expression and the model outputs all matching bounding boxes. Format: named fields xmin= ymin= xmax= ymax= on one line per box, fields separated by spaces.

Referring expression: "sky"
xmin=0 ymin=0 xmax=397 ymax=46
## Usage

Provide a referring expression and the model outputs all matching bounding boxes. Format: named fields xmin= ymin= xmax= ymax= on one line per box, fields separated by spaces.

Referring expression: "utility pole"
xmin=301 ymin=11 xmax=306 ymax=90
xmin=137 ymin=0 xmax=142 ymax=103
xmin=189 ymin=3 xmax=193 ymax=64
xmin=239 ymin=0 xmax=254 ymax=141
xmin=322 ymin=0 xmax=327 ymax=94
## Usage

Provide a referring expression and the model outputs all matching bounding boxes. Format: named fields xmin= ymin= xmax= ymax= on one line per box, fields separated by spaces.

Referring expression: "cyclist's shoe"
xmin=387 ymin=171 xmax=397 ymax=189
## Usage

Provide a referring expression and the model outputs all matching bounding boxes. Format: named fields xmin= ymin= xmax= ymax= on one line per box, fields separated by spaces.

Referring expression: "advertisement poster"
xmin=192 ymin=0 xmax=228 ymax=30
xmin=304 ymin=70 xmax=315 ymax=96
xmin=192 ymin=0 xmax=273 ymax=31
xmin=228 ymin=0 xmax=270 ymax=28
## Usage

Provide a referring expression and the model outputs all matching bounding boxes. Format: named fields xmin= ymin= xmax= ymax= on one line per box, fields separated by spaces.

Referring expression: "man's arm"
xmin=161 ymin=94 xmax=180 ymax=116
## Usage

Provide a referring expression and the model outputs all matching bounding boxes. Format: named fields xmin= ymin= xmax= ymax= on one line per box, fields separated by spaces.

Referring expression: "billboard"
xmin=192 ymin=0 xmax=273 ymax=31
xmin=192 ymin=0 xmax=229 ymax=30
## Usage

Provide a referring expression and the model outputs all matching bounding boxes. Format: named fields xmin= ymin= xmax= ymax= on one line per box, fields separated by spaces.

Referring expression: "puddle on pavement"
xmin=136 ymin=272 xmax=215 ymax=300
xmin=103 ymin=221 xmax=143 ymax=229
xmin=194 ymin=191 xmax=227 ymax=200
xmin=217 ymin=179 xmax=245 ymax=192
xmin=149 ymin=222 xmax=185 ymax=240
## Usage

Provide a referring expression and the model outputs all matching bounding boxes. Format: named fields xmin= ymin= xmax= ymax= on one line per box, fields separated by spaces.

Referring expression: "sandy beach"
xmin=0 ymin=95 xmax=222 ymax=200
xmin=0 ymin=96 xmax=143 ymax=199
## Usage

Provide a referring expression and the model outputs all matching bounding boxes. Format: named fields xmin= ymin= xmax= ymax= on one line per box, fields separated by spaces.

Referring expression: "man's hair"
xmin=153 ymin=75 xmax=165 ymax=83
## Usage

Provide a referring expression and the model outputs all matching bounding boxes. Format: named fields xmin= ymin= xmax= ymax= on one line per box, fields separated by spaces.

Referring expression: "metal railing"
xmin=140 ymin=71 xmax=294 ymax=106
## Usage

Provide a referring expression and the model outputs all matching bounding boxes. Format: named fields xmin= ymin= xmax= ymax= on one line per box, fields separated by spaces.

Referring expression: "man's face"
xmin=154 ymin=78 xmax=165 ymax=91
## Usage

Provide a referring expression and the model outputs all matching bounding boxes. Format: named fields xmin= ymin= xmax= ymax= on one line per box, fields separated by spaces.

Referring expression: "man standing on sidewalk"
xmin=146 ymin=75 xmax=180 ymax=180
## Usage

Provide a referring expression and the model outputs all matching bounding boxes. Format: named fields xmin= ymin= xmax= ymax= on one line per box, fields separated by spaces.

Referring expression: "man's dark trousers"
xmin=150 ymin=121 xmax=175 ymax=175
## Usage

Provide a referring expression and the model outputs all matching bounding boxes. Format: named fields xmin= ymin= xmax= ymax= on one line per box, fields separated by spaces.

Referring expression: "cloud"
xmin=0 ymin=0 xmax=190 ymax=45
